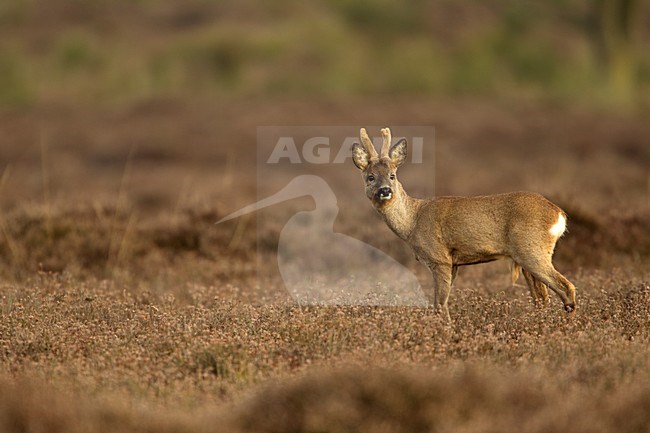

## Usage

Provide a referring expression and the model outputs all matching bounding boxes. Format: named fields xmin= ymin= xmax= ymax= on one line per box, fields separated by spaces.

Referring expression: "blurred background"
xmin=0 ymin=0 xmax=648 ymax=284
xmin=0 ymin=0 xmax=648 ymax=107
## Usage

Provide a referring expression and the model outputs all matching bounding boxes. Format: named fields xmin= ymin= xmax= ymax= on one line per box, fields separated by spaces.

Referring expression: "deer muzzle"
xmin=377 ymin=186 xmax=392 ymax=201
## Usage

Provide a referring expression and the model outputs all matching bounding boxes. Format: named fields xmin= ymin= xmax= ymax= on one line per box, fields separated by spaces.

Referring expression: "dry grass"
xmin=1 ymin=272 xmax=649 ymax=432
xmin=0 ymin=98 xmax=649 ymax=432
xmin=2 ymin=3 xmax=649 ymax=430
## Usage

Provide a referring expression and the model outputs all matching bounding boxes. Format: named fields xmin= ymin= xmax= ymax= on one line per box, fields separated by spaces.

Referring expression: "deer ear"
xmin=352 ymin=142 xmax=370 ymax=170
xmin=389 ymin=138 xmax=407 ymax=167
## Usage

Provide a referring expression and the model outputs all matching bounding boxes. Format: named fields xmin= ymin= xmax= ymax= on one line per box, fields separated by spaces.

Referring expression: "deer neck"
xmin=376 ymin=184 xmax=422 ymax=241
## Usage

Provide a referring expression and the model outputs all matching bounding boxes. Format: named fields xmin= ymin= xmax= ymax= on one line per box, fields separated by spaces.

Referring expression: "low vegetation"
xmin=1 ymin=2 xmax=649 ymax=430
xmin=1 ymin=269 xmax=649 ymax=432
xmin=1 ymin=98 xmax=649 ymax=432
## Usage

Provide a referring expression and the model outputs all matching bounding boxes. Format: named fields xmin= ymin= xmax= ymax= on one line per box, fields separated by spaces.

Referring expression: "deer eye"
xmin=389 ymin=174 xmax=395 ymax=180
xmin=367 ymin=174 xmax=375 ymax=182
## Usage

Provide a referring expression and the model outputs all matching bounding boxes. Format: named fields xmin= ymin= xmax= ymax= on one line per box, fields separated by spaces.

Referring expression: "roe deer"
xmin=352 ymin=127 xmax=576 ymax=319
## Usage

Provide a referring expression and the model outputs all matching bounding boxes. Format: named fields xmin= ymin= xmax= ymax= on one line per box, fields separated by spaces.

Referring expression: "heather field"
xmin=1 ymin=100 xmax=648 ymax=433
xmin=1 ymin=1 xmax=650 ymax=432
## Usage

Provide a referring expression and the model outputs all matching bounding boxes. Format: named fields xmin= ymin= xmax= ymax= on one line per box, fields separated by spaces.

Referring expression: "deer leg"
xmin=429 ymin=263 xmax=453 ymax=321
xmin=451 ymin=265 xmax=459 ymax=285
xmin=518 ymin=258 xmax=576 ymax=312
xmin=549 ymin=268 xmax=576 ymax=312
xmin=510 ymin=261 xmax=521 ymax=286
xmin=522 ymin=269 xmax=550 ymax=306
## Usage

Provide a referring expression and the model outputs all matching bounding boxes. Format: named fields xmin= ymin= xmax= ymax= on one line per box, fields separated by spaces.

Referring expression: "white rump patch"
xmin=549 ymin=212 xmax=566 ymax=238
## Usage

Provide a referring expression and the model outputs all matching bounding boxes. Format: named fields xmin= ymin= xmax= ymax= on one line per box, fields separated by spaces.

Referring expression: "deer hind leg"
xmin=517 ymin=257 xmax=576 ymax=312
xmin=451 ymin=265 xmax=459 ymax=285
xmin=510 ymin=261 xmax=521 ymax=286
xmin=549 ymin=269 xmax=576 ymax=312
xmin=522 ymin=269 xmax=550 ymax=306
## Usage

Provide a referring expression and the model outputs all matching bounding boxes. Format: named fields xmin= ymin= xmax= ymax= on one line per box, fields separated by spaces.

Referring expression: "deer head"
xmin=352 ymin=127 xmax=407 ymax=208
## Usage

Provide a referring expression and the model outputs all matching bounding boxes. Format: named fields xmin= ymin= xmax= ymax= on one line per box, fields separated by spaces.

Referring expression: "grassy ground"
xmin=1 ymin=1 xmax=649 ymax=431
xmin=0 ymin=98 xmax=649 ymax=432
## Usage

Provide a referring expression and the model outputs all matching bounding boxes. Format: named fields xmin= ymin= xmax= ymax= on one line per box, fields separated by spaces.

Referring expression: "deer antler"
xmin=360 ymin=128 xmax=379 ymax=160
xmin=380 ymin=127 xmax=391 ymax=159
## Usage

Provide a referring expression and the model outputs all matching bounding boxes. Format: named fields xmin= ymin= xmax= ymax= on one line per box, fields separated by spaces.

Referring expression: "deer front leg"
xmin=428 ymin=263 xmax=453 ymax=321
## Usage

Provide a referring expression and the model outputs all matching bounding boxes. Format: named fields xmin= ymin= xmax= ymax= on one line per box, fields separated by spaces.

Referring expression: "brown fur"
xmin=352 ymin=128 xmax=576 ymax=319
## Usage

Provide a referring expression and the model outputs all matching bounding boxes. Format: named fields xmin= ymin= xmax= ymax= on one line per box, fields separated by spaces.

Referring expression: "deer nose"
xmin=377 ymin=186 xmax=392 ymax=200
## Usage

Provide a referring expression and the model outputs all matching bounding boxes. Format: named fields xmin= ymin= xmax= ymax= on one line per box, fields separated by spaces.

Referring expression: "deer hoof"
xmin=564 ymin=303 xmax=575 ymax=313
